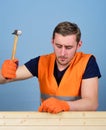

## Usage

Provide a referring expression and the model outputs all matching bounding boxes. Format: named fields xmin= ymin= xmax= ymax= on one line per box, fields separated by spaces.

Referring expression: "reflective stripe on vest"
xmin=41 ymin=93 xmax=81 ymax=101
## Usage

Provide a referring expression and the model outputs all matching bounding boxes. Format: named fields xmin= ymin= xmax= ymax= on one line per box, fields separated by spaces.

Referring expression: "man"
xmin=0 ymin=21 xmax=101 ymax=113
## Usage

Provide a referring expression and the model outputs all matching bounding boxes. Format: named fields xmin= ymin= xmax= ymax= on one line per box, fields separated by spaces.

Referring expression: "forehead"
xmin=54 ymin=33 xmax=77 ymax=45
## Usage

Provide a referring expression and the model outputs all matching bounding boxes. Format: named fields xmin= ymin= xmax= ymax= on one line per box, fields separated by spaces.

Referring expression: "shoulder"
xmin=39 ymin=53 xmax=55 ymax=63
xmin=83 ymin=55 xmax=101 ymax=79
xmin=40 ymin=53 xmax=55 ymax=59
xmin=24 ymin=56 xmax=40 ymax=76
xmin=25 ymin=56 xmax=40 ymax=66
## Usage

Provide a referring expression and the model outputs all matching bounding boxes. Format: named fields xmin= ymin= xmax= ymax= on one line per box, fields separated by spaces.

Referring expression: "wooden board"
xmin=0 ymin=111 xmax=106 ymax=130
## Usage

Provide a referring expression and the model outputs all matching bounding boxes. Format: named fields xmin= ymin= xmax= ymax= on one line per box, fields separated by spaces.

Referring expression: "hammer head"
xmin=12 ymin=30 xmax=22 ymax=36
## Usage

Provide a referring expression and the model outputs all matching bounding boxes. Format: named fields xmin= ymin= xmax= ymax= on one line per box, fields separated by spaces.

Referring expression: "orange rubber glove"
xmin=38 ymin=97 xmax=70 ymax=114
xmin=1 ymin=59 xmax=18 ymax=79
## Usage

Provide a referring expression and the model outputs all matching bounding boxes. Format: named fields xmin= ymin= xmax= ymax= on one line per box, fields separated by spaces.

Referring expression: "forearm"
xmin=0 ymin=69 xmax=13 ymax=84
xmin=67 ymin=98 xmax=98 ymax=111
xmin=0 ymin=69 xmax=6 ymax=84
xmin=0 ymin=65 xmax=33 ymax=84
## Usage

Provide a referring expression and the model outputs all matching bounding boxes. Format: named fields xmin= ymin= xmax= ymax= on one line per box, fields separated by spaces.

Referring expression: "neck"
xmin=56 ymin=60 xmax=70 ymax=71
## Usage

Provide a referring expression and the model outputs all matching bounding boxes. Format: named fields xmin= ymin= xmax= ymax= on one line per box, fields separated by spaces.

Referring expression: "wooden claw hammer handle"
xmin=11 ymin=35 xmax=18 ymax=60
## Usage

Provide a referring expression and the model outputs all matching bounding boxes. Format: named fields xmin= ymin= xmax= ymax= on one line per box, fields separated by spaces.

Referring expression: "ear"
xmin=51 ymin=39 xmax=54 ymax=46
xmin=77 ymin=41 xmax=82 ymax=50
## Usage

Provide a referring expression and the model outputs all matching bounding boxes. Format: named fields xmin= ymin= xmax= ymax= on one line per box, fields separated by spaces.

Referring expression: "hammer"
xmin=11 ymin=30 xmax=22 ymax=60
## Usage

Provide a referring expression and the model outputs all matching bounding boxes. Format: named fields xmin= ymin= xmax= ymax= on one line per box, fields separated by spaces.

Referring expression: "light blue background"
xmin=0 ymin=0 xmax=105 ymax=111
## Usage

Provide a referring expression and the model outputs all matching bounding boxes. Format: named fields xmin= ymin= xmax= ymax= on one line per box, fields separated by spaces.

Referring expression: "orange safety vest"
xmin=38 ymin=52 xmax=92 ymax=101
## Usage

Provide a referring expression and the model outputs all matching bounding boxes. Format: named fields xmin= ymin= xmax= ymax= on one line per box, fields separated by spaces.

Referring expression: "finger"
xmin=47 ymin=106 xmax=54 ymax=113
xmin=52 ymin=107 xmax=62 ymax=114
xmin=38 ymin=103 xmax=48 ymax=112
xmin=38 ymin=105 xmax=43 ymax=112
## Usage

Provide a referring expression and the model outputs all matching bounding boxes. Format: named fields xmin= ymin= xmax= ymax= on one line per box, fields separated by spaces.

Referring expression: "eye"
xmin=65 ymin=46 xmax=72 ymax=49
xmin=56 ymin=44 xmax=62 ymax=48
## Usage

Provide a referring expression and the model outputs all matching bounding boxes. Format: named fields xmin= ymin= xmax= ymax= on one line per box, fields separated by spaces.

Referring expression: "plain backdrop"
xmin=0 ymin=0 xmax=105 ymax=111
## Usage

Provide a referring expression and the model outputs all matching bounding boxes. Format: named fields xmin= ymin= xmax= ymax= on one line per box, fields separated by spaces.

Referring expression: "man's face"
xmin=52 ymin=33 xmax=82 ymax=69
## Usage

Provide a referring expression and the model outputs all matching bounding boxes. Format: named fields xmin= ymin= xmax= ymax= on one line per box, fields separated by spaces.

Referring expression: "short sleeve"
xmin=24 ymin=56 xmax=40 ymax=77
xmin=82 ymin=55 xmax=101 ymax=79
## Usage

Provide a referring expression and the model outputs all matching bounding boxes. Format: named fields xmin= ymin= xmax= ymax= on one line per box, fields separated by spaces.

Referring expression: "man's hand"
xmin=38 ymin=97 xmax=70 ymax=114
xmin=1 ymin=59 xmax=18 ymax=79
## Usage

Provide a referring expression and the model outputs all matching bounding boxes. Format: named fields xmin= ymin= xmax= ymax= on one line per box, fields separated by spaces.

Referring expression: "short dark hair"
xmin=52 ymin=21 xmax=81 ymax=43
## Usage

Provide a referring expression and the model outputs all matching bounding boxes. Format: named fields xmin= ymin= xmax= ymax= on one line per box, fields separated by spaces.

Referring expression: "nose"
xmin=61 ymin=47 xmax=66 ymax=56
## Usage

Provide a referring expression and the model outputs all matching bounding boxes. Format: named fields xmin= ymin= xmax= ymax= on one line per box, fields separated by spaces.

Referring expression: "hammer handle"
xmin=11 ymin=35 xmax=18 ymax=60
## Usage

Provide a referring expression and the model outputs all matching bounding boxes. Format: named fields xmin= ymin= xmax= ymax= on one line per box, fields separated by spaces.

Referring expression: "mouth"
xmin=59 ymin=56 xmax=67 ymax=61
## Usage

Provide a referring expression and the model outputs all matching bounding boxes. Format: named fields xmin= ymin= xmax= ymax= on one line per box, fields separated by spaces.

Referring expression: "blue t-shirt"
xmin=25 ymin=55 xmax=101 ymax=85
